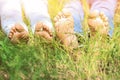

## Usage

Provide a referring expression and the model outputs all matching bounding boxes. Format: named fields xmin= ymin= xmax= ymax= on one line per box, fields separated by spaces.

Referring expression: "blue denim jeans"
xmin=63 ymin=0 xmax=117 ymax=36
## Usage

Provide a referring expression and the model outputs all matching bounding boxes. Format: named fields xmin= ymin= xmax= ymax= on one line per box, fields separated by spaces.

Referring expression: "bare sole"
xmin=54 ymin=10 xmax=79 ymax=49
xmin=8 ymin=24 xmax=29 ymax=43
xmin=35 ymin=22 xmax=53 ymax=41
xmin=88 ymin=10 xmax=109 ymax=36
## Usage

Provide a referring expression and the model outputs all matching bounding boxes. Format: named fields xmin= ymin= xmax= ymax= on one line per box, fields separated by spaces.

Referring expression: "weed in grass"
xmin=0 ymin=0 xmax=120 ymax=80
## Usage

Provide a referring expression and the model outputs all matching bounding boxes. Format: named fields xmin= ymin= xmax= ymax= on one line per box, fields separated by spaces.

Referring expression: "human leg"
xmin=1 ymin=0 xmax=28 ymax=43
xmin=1 ymin=0 xmax=29 ymax=43
xmin=22 ymin=0 xmax=53 ymax=40
xmin=54 ymin=0 xmax=84 ymax=49
xmin=88 ymin=0 xmax=117 ymax=36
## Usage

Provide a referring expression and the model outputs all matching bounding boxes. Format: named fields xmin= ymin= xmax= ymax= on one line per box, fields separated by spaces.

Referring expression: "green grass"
xmin=0 ymin=0 xmax=120 ymax=80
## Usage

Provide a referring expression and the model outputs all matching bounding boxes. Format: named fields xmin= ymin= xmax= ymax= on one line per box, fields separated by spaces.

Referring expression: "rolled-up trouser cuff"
xmin=31 ymin=17 xmax=54 ymax=34
xmin=2 ymin=22 xmax=28 ymax=36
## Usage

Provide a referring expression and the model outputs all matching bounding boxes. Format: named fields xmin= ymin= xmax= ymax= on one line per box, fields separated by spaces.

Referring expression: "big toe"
xmin=89 ymin=10 xmax=99 ymax=18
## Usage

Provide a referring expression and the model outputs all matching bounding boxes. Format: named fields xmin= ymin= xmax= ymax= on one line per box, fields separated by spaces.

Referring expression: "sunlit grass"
xmin=0 ymin=0 xmax=120 ymax=80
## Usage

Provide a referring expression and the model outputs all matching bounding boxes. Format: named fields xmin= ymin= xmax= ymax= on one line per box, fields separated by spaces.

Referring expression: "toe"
xmin=103 ymin=17 xmax=108 ymax=22
xmin=89 ymin=10 xmax=99 ymax=18
xmin=8 ymin=33 xmax=12 ymax=39
xmin=54 ymin=15 xmax=59 ymax=22
xmin=100 ymin=12 xmax=108 ymax=22
xmin=42 ymin=24 xmax=53 ymax=36
xmin=54 ymin=17 xmax=58 ymax=22
xmin=10 ymin=30 xmax=15 ymax=36
xmin=99 ymin=12 xmax=104 ymax=17
xmin=8 ymin=27 xmax=16 ymax=40
xmin=12 ymin=27 xmax=16 ymax=32
xmin=35 ymin=22 xmax=43 ymax=32
xmin=14 ymin=24 xmax=25 ymax=32
xmin=62 ymin=9 xmax=72 ymax=17
xmin=63 ymin=11 xmax=71 ymax=18
xmin=58 ymin=12 xmax=63 ymax=19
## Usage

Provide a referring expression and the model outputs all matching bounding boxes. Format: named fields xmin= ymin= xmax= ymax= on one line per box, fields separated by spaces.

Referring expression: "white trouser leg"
xmin=22 ymin=0 xmax=53 ymax=33
xmin=0 ymin=0 xmax=28 ymax=36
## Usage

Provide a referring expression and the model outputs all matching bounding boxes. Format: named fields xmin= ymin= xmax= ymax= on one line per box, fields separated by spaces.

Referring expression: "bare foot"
xmin=54 ymin=10 xmax=79 ymax=49
xmin=88 ymin=10 xmax=109 ymax=36
xmin=35 ymin=22 xmax=53 ymax=40
xmin=8 ymin=24 xmax=29 ymax=43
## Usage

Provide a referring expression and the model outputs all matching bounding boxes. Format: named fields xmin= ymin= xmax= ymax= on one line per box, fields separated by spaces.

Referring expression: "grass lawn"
xmin=0 ymin=0 xmax=120 ymax=80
